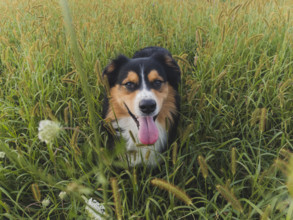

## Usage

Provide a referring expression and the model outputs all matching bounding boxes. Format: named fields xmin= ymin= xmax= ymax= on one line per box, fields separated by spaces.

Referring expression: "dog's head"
xmin=103 ymin=52 xmax=180 ymax=145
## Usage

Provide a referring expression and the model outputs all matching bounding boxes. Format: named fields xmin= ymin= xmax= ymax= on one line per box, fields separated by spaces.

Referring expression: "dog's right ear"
xmin=102 ymin=55 xmax=129 ymax=87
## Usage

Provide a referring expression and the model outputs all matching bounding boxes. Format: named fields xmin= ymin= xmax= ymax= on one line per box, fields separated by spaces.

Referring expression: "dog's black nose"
xmin=139 ymin=99 xmax=156 ymax=114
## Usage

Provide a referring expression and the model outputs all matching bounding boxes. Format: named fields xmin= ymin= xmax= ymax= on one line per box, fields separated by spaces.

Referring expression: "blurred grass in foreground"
xmin=0 ymin=0 xmax=293 ymax=219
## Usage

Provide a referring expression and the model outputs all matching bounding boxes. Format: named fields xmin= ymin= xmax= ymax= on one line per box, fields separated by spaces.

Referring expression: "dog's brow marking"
xmin=122 ymin=71 xmax=139 ymax=84
xmin=148 ymin=70 xmax=163 ymax=82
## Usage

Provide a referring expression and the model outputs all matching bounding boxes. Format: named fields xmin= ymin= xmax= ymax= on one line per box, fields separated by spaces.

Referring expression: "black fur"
xmin=132 ymin=46 xmax=172 ymax=58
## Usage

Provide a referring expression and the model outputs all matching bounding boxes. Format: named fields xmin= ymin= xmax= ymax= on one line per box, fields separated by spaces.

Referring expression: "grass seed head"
xmin=31 ymin=183 xmax=41 ymax=202
xmin=251 ymin=108 xmax=261 ymax=126
xmin=151 ymin=178 xmax=192 ymax=206
xmin=172 ymin=141 xmax=178 ymax=165
xmin=286 ymin=155 xmax=293 ymax=198
xmin=70 ymin=126 xmax=81 ymax=156
xmin=259 ymin=108 xmax=267 ymax=133
xmin=110 ymin=177 xmax=122 ymax=220
xmin=231 ymin=147 xmax=236 ymax=176
xmin=145 ymin=149 xmax=151 ymax=161
xmin=216 ymin=184 xmax=243 ymax=212
xmin=198 ymin=155 xmax=209 ymax=179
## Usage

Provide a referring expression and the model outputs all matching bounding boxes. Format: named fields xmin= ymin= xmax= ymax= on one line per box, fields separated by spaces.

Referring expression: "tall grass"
xmin=0 ymin=0 xmax=292 ymax=219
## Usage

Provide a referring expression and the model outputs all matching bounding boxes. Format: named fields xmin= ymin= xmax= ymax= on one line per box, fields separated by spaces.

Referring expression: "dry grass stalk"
xmin=128 ymin=130 xmax=136 ymax=144
xmin=185 ymin=176 xmax=196 ymax=186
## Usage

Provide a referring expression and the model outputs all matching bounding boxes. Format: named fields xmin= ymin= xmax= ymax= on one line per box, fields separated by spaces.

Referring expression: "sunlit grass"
xmin=0 ymin=0 xmax=293 ymax=218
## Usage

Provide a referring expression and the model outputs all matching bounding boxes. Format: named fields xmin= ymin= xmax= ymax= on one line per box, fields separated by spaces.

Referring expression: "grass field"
xmin=0 ymin=0 xmax=293 ymax=219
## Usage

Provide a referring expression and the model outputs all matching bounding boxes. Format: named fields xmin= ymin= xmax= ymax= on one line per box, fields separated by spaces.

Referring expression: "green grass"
xmin=0 ymin=0 xmax=293 ymax=219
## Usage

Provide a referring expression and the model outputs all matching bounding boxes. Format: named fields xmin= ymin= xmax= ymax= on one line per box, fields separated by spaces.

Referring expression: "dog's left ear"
xmin=102 ymin=55 xmax=129 ymax=87
xmin=152 ymin=53 xmax=181 ymax=90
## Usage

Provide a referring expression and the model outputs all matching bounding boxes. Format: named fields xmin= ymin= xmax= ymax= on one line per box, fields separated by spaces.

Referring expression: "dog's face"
xmin=103 ymin=53 xmax=180 ymax=145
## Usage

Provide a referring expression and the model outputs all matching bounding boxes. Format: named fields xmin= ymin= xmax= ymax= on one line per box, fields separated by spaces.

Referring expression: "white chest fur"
xmin=112 ymin=117 xmax=167 ymax=167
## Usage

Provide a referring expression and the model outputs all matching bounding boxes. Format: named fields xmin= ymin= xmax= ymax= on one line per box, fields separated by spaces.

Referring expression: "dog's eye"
xmin=153 ymin=80 xmax=163 ymax=89
xmin=124 ymin=82 xmax=136 ymax=90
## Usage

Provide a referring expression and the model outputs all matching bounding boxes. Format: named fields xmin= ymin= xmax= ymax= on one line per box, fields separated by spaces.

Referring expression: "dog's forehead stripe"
xmin=148 ymin=70 xmax=164 ymax=82
xmin=140 ymin=65 xmax=147 ymax=89
xmin=122 ymin=71 xmax=139 ymax=84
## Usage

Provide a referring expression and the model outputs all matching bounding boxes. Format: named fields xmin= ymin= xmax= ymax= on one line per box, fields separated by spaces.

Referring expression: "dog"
xmin=102 ymin=47 xmax=180 ymax=167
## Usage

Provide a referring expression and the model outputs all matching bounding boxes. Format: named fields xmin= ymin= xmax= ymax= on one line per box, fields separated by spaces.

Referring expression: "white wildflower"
xmin=0 ymin=152 xmax=5 ymax=159
xmin=42 ymin=198 xmax=50 ymax=208
xmin=59 ymin=191 xmax=67 ymax=200
xmin=84 ymin=197 xmax=105 ymax=220
xmin=38 ymin=120 xmax=62 ymax=144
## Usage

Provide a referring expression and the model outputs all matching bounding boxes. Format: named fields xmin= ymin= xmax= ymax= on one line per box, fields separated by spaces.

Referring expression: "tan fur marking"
xmin=152 ymin=84 xmax=177 ymax=128
xmin=165 ymin=55 xmax=173 ymax=65
xmin=148 ymin=70 xmax=163 ymax=82
xmin=106 ymin=63 xmax=115 ymax=73
xmin=105 ymin=85 xmax=138 ymax=121
xmin=122 ymin=71 xmax=139 ymax=84
xmin=165 ymin=55 xmax=178 ymax=69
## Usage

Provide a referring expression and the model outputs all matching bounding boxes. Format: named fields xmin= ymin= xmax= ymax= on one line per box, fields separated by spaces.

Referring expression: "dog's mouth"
xmin=124 ymin=103 xmax=159 ymax=145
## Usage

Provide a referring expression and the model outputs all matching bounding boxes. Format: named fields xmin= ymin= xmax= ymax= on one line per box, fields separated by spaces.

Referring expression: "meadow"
xmin=0 ymin=0 xmax=293 ymax=219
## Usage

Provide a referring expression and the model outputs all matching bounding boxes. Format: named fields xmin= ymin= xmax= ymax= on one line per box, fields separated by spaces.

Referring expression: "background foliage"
xmin=0 ymin=0 xmax=293 ymax=219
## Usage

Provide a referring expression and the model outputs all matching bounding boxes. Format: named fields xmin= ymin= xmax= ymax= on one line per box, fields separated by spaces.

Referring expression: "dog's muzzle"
xmin=123 ymin=102 xmax=159 ymax=145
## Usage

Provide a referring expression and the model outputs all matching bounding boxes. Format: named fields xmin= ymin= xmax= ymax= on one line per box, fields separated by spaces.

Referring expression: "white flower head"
xmin=38 ymin=120 xmax=62 ymax=144
xmin=85 ymin=197 xmax=105 ymax=220
xmin=59 ymin=191 xmax=67 ymax=200
xmin=0 ymin=152 xmax=5 ymax=159
xmin=42 ymin=198 xmax=50 ymax=208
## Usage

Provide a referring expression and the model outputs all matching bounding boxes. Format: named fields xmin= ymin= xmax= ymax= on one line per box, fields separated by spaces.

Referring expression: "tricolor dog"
xmin=102 ymin=47 xmax=180 ymax=167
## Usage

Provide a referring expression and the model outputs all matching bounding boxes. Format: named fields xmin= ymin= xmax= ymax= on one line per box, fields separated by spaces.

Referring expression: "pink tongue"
xmin=138 ymin=116 xmax=159 ymax=145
